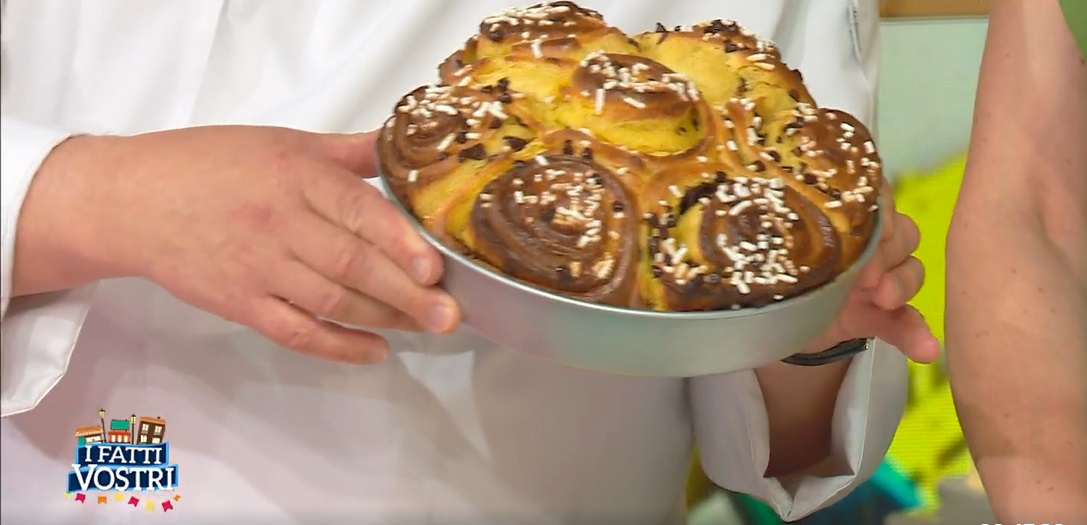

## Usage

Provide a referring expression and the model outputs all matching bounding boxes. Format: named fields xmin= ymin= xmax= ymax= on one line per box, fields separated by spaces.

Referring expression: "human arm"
xmin=4 ymin=125 xmax=461 ymax=349
xmin=6 ymin=132 xmax=133 ymax=299
xmin=689 ymin=193 xmax=937 ymax=520
xmin=1 ymin=123 xmax=465 ymax=414
xmin=690 ymin=344 xmax=908 ymax=521
xmin=0 ymin=116 xmax=99 ymax=417
xmin=945 ymin=0 xmax=1087 ymax=521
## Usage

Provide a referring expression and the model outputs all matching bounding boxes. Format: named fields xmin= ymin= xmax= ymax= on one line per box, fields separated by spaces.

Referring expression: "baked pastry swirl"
xmin=378 ymin=1 xmax=884 ymax=312
xmin=449 ymin=132 xmax=643 ymax=307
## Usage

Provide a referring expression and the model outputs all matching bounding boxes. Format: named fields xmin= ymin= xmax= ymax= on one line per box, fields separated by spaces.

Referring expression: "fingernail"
xmin=412 ymin=256 xmax=432 ymax=284
xmin=426 ymin=302 xmax=454 ymax=333
xmin=366 ymin=347 xmax=390 ymax=363
xmin=353 ymin=347 xmax=388 ymax=365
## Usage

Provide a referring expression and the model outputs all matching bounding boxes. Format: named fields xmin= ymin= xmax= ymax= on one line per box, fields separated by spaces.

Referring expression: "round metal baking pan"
xmin=377 ymin=173 xmax=881 ymax=377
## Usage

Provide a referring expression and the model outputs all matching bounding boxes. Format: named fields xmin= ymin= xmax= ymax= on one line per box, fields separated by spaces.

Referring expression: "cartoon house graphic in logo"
xmin=74 ymin=425 xmax=104 ymax=445
xmin=67 ymin=409 xmax=181 ymax=513
xmin=76 ymin=410 xmax=169 ymax=445
xmin=107 ymin=418 xmax=132 ymax=443
xmin=136 ymin=416 xmax=167 ymax=444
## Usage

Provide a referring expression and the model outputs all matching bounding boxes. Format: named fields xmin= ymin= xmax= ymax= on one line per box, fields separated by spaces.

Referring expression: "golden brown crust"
xmin=458 ymin=137 xmax=643 ymax=307
xmin=378 ymin=2 xmax=884 ymax=312
xmin=637 ymin=161 xmax=841 ymax=310
xmin=377 ymin=83 xmax=541 ymax=225
xmin=438 ymin=2 xmax=636 ymax=89
xmin=477 ymin=1 xmax=609 ymax=46
xmin=759 ymin=104 xmax=883 ymax=267
xmin=632 ymin=21 xmax=813 ymax=114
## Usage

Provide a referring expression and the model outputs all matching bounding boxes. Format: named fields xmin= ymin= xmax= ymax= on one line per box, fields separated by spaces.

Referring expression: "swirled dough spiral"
xmin=378 ymin=1 xmax=883 ymax=312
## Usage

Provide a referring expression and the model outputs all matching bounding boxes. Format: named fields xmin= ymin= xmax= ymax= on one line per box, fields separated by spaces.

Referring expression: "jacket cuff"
xmin=1 ymin=116 xmax=73 ymax=315
xmin=689 ymin=339 xmax=908 ymax=521
xmin=1 ymin=116 xmax=95 ymax=417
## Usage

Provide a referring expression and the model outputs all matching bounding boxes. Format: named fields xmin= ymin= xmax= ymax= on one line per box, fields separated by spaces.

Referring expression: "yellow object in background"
xmin=886 ymin=155 xmax=973 ymax=507
xmin=686 ymin=451 xmax=715 ymax=508
xmin=893 ymin=156 xmax=967 ymax=345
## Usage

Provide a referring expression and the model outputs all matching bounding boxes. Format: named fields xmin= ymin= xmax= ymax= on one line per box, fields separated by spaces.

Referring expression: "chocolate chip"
xmin=562 ymin=140 xmax=574 ymax=155
xmin=751 ymin=161 xmax=766 ymax=172
xmin=803 ymin=173 xmax=818 ymax=185
xmin=724 ymin=42 xmax=739 ymax=53
xmin=678 ymin=185 xmax=708 ymax=214
xmin=715 ymin=171 xmax=728 ymax=183
xmin=611 ymin=200 xmax=625 ymax=212
xmin=581 ymin=147 xmax=593 ymax=160
xmin=489 ymin=118 xmax=503 ymax=129
xmin=456 ymin=132 xmax=469 ymax=144
xmin=503 ymin=136 xmax=529 ymax=152
xmin=651 ymin=266 xmax=663 ymax=277
xmin=498 ymin=92 xmax=513 ymax=104
xmin=540 ymin=206 xmax=556 ymax=223
xmin=705 ymin=273 xmax=721 ymax=284
xmin=496 ymin=77 xmax=510 ymax=92
xmin=458 ymin=143 xmax=487 ymax=161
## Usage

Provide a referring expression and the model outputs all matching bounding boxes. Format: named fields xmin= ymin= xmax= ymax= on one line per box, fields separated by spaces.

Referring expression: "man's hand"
xmin=801 ymin=181 xmax=940 ymax=363
xmin=16 ymin=125 xmax=460 ymax=364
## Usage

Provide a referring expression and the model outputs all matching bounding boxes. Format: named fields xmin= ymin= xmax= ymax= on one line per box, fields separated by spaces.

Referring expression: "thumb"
xmin=859 ymin=305 xmax=941 ymax=363
xmin=314 ymin=130 xmax=381 ymax=178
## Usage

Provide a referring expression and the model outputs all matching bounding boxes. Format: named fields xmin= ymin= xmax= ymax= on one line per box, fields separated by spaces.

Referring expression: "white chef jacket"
xmin=0 ymin=1 xmax=905 ymax=523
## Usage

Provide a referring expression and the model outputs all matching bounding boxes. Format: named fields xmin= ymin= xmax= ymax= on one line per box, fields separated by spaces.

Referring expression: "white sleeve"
xmin=689 ymin=340 xmax=908 ymax=522
xmin=0 ymin=115 xmax=97 ymax=418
